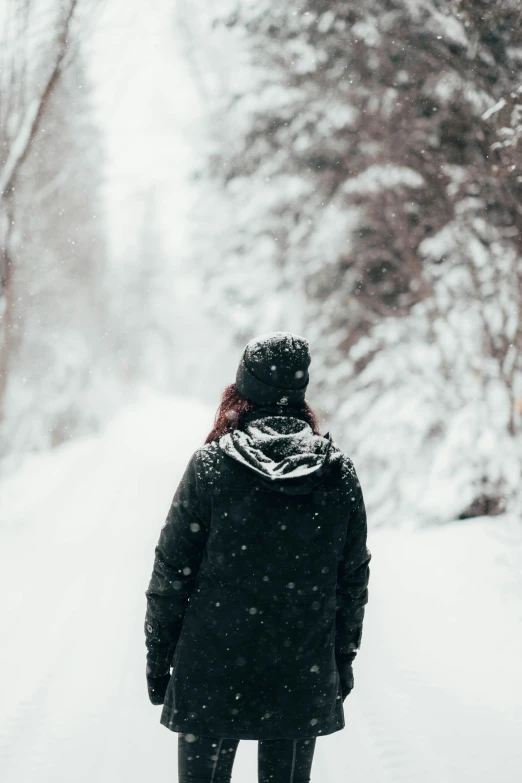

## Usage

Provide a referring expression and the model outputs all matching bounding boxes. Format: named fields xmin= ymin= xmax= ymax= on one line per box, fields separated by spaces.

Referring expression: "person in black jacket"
xmin=145 ymin=331 xmax=371 ymax=783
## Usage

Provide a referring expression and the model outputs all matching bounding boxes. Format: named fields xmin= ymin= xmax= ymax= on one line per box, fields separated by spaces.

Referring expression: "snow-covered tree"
xmin=193 ymin=0 xmax=522 ymax=523
xmin=0 ymin=0 xmax=112 ymax=466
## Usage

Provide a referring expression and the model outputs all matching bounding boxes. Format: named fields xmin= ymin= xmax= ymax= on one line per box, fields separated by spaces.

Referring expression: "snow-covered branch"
xmin=0 ymin=0 xmax=79 ymax=199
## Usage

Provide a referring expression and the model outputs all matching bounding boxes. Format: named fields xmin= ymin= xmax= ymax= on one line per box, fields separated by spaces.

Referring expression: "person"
xmin=144 ymin=331 xmax=371 ymax=783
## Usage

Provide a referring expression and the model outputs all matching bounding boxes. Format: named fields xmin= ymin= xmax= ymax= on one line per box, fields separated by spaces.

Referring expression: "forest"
xmin=0 ymin=3 xmax=521 ymax=780
xmin=1 ymin=0 xmax=521 ymax=524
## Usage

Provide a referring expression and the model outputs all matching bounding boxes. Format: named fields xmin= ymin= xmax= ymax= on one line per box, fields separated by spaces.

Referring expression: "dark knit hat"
xmin=235 ymin=331 xmax=311 ymax=405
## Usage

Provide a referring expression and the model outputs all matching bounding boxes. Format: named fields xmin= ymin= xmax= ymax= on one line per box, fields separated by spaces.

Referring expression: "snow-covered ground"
xmin=1 ymin=391 xmax=521 ymax=783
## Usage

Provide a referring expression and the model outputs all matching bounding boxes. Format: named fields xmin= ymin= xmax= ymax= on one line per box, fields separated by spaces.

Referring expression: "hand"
xmin=146 ymin=672 xmax=171 ymax=705
xmin=338 ymin=662 xmax=355 ymax=701
xmin=340 ymin=673 xmax=354 ymax=700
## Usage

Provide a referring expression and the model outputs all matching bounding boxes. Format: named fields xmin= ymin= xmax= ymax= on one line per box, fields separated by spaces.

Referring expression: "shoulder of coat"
xmin=193 ymin=441 xmax=219 ymax=461
xmin=338 ymin=453 xmax=360 ymax=486
xmin=192 ymin=442 xmax=226 ymax=486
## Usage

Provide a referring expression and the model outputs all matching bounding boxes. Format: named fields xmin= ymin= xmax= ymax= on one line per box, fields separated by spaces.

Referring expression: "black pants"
xmin=178 ymin=733 xmax=316 ymax=783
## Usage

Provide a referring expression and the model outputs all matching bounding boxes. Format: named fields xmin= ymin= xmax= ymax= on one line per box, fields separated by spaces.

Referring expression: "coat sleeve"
xmin=144 ymin=449 xmax=210 ymax=678
xmin=335 ymin=461 xmax=371 ymax=680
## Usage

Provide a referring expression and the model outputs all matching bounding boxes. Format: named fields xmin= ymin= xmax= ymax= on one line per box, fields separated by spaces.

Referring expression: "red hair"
xmin=205 ymin=383 xmax=321 ymax=444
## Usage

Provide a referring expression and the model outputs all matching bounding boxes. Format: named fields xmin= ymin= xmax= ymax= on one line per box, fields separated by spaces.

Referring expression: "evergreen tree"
xmin=198 ymin=0 xmax=522 ymax=522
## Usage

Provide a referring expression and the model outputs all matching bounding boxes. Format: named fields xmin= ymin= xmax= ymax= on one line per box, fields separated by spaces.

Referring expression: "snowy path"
xmin=1 ymin=391 xmax=521 ymax=783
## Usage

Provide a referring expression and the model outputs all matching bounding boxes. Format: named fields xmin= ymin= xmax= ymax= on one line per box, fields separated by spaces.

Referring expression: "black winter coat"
xmin=145 ymin=409 xmax=371 ymax=739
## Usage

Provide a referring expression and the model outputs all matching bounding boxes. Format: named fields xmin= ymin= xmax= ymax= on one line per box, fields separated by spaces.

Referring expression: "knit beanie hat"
xmin=235 ymin=331 xmax=311 ymax=405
